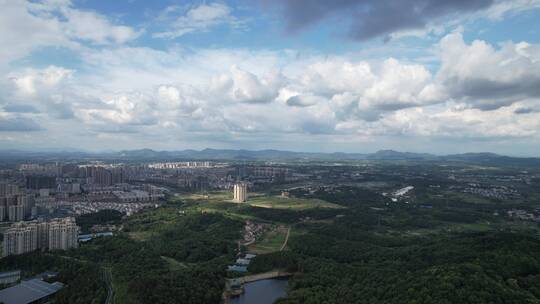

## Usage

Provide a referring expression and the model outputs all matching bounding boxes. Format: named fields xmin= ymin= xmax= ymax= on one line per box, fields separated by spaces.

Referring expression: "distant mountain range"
xmin=0 ymin=148 xmax=539 ymax=166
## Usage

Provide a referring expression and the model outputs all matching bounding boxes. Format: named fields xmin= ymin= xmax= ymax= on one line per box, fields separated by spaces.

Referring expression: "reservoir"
xmin=230 ymin=278 xmax=288 ymax=304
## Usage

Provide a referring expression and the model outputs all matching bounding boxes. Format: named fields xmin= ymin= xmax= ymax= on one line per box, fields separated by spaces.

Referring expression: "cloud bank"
xmin=1 ymin=0 xmax=540 ymax=154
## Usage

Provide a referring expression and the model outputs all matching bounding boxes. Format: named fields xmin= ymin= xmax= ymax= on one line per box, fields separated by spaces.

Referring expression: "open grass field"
xmin=246 ymin=195 xmax=344 ymax=210
xmin=169 ymin=191 xmax=345 ymax=225
xmin=439 ymin=191 xmax=495 ymax=205
xmin=124 ymin=205 xmax=197 ymax=241
xmin=127 ymin=231 xmax=154 ymax=241
xmin=403 ymin=219 xmax=540 ymax=237
xmin=161 ymin=256 xmax=190 ymax=270
xmin=175 ymin=191 xmax=343 ymax=210
xmin=247 ymin=226 xmax=289 ymax=254
xmin=178 ymin=191 xmax=234 ymax=201
xmin=193 ymin=203 xmax=257 ymax=221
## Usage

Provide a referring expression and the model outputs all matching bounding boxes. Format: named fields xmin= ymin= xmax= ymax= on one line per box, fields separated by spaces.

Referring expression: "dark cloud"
xmin=514 ymin=107 xmax=534 ymax=114
xmin=0 ymin=117 xmax=43 ymax=131
xmin=450 ymin=77 xmax=540 ymax=99
xmin=286 ymin=95 xmax=322 ymax=107
xmin=267 ymin=0 xmax=493 ymax=40
xmin=2 ymin=103 xmax=40 ymax=113
xmin=444 ymin=77 xmax=540 ymax=110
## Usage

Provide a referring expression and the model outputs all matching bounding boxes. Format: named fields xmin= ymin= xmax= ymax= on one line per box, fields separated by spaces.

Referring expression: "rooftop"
xmin=0 ymin=270 xmax=20 ymax=279
xmin=0 ymin=279 xmax=64 ymax=304
xmin=227 ymin=265 xmax=248 ymax=272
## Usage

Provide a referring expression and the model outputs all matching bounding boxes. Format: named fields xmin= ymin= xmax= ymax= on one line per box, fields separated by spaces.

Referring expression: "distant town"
xmin=0 ymin=150 xmax=540 ymax=303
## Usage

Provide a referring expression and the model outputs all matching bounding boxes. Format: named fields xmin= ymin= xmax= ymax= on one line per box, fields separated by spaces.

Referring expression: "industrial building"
xmin=0 ymin=278 xmax=64 ymax=304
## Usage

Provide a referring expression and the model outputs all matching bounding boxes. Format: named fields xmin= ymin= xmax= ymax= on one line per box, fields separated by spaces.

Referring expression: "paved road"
xmin=280 ymin=227 xmax=291 ymax=251
xmin=51 ymin=254 xmax=113 ymax=304
xmin=103 ymin=268 xmax=114 ymax=304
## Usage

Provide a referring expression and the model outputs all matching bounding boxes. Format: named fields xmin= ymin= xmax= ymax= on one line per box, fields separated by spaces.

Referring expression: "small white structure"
xmin=394 ymin=186 xmax=414 ymax=197
xmin=233 ymin=183 xmax=248 ymax=203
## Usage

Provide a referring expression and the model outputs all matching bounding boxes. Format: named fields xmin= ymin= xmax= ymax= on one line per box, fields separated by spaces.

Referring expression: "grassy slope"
xmin=248 ymin=226 xmax=289 ymax=254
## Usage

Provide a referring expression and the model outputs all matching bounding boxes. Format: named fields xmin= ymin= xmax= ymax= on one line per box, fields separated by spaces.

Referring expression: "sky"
xmin=1 ymin=0 xmax=540 ymax=155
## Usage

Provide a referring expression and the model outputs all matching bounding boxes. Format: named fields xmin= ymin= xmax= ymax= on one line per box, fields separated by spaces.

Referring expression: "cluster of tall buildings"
xmin=251 ymin=166 xmax=290 ymax=178
xmin=25 ymin=175 xmax=56 ymax=190
xmin=0 ymin=183 xmax=33 ymax=222
xmin=2 ymin=217 xmax=78 ymax=257
xmin=148 ymin=161 xmax=213 ymax=169
xmin=235 ymin=166 xmax=292 ymax=185
xmin=18 ymin=163 xmax=58 ymax=175
xmin=79 ymin=166 xmax=125 ymax=186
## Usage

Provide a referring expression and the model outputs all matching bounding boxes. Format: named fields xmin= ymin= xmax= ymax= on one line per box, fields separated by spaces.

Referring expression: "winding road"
xmin=50 ymin=254 xmax=113 ymax=304
xmin=102 ymin=268 xmax=114 ymax=304
xmin=280 ymin=227 xmax=291 ymax=251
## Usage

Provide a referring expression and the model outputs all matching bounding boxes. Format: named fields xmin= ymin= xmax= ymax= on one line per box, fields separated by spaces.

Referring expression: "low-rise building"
xmin=0 ymin=271 xmax=21 ymax=285
xmin=0 ymin=278 xmax=64 ymax=304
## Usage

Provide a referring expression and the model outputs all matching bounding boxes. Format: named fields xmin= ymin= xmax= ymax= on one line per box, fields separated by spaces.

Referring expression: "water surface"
xmin=230 ymin=279 xmax=288 ymax=304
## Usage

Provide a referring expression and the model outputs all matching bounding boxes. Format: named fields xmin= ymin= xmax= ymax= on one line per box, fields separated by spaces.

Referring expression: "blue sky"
xmin=1 ymin=0 xmax=540 ymax=155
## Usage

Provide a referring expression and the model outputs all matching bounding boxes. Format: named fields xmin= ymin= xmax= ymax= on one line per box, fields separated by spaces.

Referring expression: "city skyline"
xmin=1 ymin=0 xmax=540 ymax=155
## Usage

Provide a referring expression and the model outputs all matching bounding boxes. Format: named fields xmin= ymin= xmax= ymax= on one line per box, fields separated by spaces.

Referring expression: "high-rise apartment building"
xmin=25 ymin=175 xmax=56 ymax=190
xmin=3 ymin=222 xmax=38 ymax=256
xmin=94 ymin=167 xmax=113 ymax=186
xmin=111 ymin=167 xmax=124 ymax=184
xmin=0 ymin=184 xmax=30 ymax=222
xmin=0 ymin=183 xmax=19 ymax=197
xmin=0 ymin=205 xmax=5 ymax=222
xmin=233 ymin=183 xmax=248 ymax=203
xmin=48 ymin=218 xmax=78 ymax=251
xmin=7 ymin=204 xmax=24 ymax=222
xmin=2 ymin=218 xmax=79 ymax=257
xmin=37 ymin=221 xmax=49 ymax=249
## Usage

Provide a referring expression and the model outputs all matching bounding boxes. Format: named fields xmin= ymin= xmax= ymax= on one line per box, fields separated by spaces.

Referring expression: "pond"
xmin=230 ymin=278 xmax=288 ymax=304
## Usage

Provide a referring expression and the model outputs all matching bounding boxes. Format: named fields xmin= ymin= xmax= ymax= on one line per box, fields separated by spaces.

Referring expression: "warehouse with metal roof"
xmin=0 ymin=278 xmax=64 ymax=304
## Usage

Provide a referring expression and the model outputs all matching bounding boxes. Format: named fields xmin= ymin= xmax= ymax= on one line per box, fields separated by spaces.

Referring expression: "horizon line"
xmin=0 ymin=148 xmax=538 ymax=159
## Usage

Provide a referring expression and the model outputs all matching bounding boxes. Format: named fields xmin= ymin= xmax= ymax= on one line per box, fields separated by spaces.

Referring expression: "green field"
xmin=173 ymin=191 xmax=234 ymax=202
xmin=127 ymin=230 xmax=155 ymax=241
xmin=161 ymin=256 xmax=190 ymax=270
xmin=170 ymin=191 xmax=345 ymax=226
xmin=248 ymin=226 xmax=289 ymax=254
xmin=175 ymin=190 xmax=343 ymax=210
xmin=246 ymin=196 xmax=344 ymax=210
